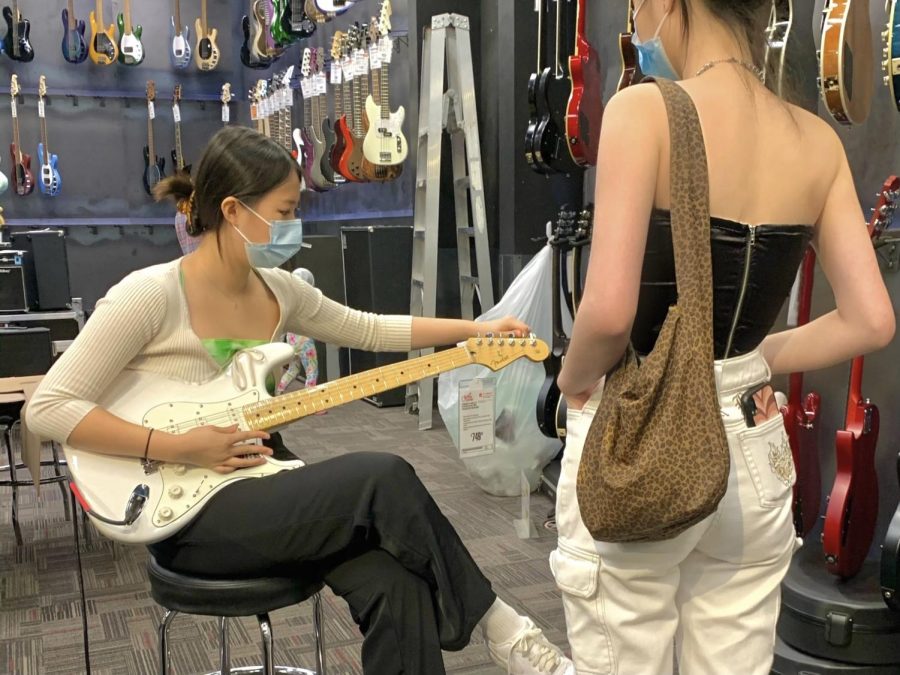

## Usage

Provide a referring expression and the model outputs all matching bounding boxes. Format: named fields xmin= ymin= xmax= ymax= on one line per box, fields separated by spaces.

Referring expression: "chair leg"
xmin=312 ymin=593 xmax=326 ymax=675
xmin=257 ymin=613 xmax=275 ymax=675
xmin=157 ymin=610 xmax=178 ymax=675
xmin=4 ymin=426 xmax=23 ymax=547
xmin=219 ymin=616 xmax=231 ymax=675
xmin=51 ymin=442 xmax=71 ymax=521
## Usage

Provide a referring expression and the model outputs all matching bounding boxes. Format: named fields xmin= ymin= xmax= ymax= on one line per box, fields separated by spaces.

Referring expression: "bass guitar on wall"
xmin=116 ymin=0 xmax=144 ymax=66
xmin=822 ymin=177 xmax=899 ymax=578
xmin=9 ymin=74 xmax=34 ymax=197
xmin=170 ymin=0 xmax=192 ymax=69
xmin=142 ymin=81 xmax=166 ymax=197
xmin=37 ymin=76 xmax=62 ymax=197
xmin=194 ymin=0 xmax=220 ymax=71
xmin=89 ymin=0 xmax=118 ymax=65
xmin=62 ymin=0 xmax=89 ymax=64
xmin=2 ymin=0 xmax=34 ymax=62
xmin=171 ymin=85 xmax=191 ymax=176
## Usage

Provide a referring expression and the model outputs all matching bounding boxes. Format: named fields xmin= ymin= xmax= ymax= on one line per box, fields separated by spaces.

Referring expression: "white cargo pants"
xmin=551 ymin=349 xmax=802 ymax=675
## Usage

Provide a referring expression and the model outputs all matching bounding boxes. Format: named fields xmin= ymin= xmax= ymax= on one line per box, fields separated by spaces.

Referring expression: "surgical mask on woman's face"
xmin=632 ymin=0 xmax=680 ymax=81
xmin=232 ymin=200 xmax=307 ymax=268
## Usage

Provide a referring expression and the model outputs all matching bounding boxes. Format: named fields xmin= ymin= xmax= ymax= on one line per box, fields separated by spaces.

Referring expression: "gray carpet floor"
xmin=1 ymin=396 xmax=568 ymax=674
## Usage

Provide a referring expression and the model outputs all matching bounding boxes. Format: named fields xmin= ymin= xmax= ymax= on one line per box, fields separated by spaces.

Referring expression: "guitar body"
xmin=524 ymin=72 xmax=545 ymax=172
xmin=241 ymin=14 xmax=270 ymax=69
xmin=282 ymin=0 xmax=316 ymax=39
xmin=823 ymin=357 xmax=880 ymax=579
xmin=116 ymin=14 xmax=144 ymax=65
xmin=0 ymin=157 xmax=8 ymax=196
xmin=2 ymin=6 xmax=33 ymax=62
xmin=882 ymin=483 xmax=900 ymax=611
xmin=142 ymin=146 xmax=165 ymax=197
xmin=169 ymin=17 xmax=192 ymax=69
xmin=308 ymin=126 xmax=334 ymax=189
xmin=617 ymin=32 xmax=641 ymax=92
xmin=38 ymin=143 xmax=62 ymax=197
xmin=884 ymin=0 xmax=900 ymax=112
xmin=534 ymin=68 xmax=579 ymax=175
xmin=194 ymin=20 xmax=220 ymax=70
xmin=270 ymin=0 xmax=290 ymax=44
xmin=89 ymin=12 xmax=118 ymax=65
xmin=63 ymin=343 xmax=305 ymax=545
xmin=565 ymin=0 xmax=603 ymax=167
xmin=362 ymin=96 xmax=408 ymax=165
xmin=10 ymin=143 xmax=34 ymax=196
xmin=781 ymin=388 xmax=822 ymax=536
xmin=298 ymin=128 xmax=323 ymax=192
xmin=319 ymin=116 xmax=339 ymax=183
xmin=346 ymin=131 xmax=368 ymax=182
xmin=332 ymin=116 xmax=356 ymax=181
xmin=61 ymin=8 xmax=89 ymax=64
xmin=250 ymin=1 xmax=270 ymax=64
xmin=819 ymin=0 xmax=873 ymax=125
xmin=315 ymin=0 xmax=353 ymax=14
xmin=170 ymin=151 xmax=191 ymax=177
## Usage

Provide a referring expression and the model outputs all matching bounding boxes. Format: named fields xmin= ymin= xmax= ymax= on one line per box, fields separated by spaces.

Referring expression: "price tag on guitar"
xmin=172 ymin=103 xmax=181 ymax=123
xmin=458 ymin=378 xmax=496 ymax=458
xmin=147 ymin=100 xmax=155 ymax=120
xmin=38 ymin=99 xmax=45 ymax=119
xmin=331 ymin=62 xmax=342 ymax=84
xmin=10 ymin=98 xmax=16 ymax=119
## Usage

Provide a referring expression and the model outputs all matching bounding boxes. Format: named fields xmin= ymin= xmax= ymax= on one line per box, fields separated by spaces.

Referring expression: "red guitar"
xmin=617 ymin=0 xmax=642 ymax=92
xmin=822 ymin=176 xmax=899 ymax=579
xmin=9 ymin=74 xmax=34 ymax=196
xmin=781 ymin=249 xmax=822 ymax=538
xmin=565 ymin=0 xmax=602 ymax=166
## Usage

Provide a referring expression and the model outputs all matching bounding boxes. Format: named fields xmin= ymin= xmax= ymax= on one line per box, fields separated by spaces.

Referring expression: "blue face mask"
xmin=233 ymin=201 xmax=307 ymax=269
xmin=632 ymin=1 xmax=680 ymax=81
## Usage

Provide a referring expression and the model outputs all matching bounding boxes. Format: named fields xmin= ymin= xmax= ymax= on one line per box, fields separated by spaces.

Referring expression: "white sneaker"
xmin=486 ymin=619 xmax=574 ymax=675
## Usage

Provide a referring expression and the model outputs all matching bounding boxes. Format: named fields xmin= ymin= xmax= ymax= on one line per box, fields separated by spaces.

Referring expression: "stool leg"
xmin=4 ymin=426 xmax=23 ymax=547
xmin=51 ymin=442 xmax=71 ymax=521
xmin=219 ymin=616 xmax=231 ymax=675
xmin=312 ymin=593 xmax=326 ymax=675
xmin=157 ymin=610 xmax=178 ymax=675
xmin=257 ymin=613 xmax=275 ymax=675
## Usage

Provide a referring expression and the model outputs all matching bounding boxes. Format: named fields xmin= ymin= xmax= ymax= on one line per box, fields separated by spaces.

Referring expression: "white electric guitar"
xmin=362 ymin=1 xmax=408 ymax=166
xmin=66 ymin=337 xmax=549 ymax=544
xmin=169 ymin=0 xmax=192 ymax=69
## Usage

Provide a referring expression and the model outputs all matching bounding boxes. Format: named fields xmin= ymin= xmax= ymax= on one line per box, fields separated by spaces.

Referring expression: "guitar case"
xmin=777 ymin=539 xmax=900 ymax=666
xmin=772 ymin=636 xmax=900 ymax=674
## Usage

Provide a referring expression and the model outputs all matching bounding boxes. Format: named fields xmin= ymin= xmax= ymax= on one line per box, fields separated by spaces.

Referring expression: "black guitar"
xmin=536 ymin=208 xmax=576 ymax=440
xmin=240 ymin=11 xmax=273 ymax=69
xmin=2 ymin=0 xmax=34 ymax=62
xmin=142 ymin=81 xmax=166 ymax=197
xmin=881 ymin=453 xmax=900 ymax=611
xmin=525 ymin=0 xmax=549 ymax=173
xmin=279 ymin=0 xmax=315 ymax=41
xmin=533 ymin=0 xmax=580 ymax=175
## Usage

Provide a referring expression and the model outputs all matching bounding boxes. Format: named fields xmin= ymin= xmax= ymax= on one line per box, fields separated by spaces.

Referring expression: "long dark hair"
xmin=154 ymin=126 xmax=301 ymax=236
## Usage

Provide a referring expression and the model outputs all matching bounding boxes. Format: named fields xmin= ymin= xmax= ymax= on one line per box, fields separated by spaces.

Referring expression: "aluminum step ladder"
xmin=407 ymin=13 xmax=495 ymax=430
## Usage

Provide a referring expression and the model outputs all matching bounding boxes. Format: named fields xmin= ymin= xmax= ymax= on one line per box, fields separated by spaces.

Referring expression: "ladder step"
xmin=457 ymin=227 xmax=475 ymax=236
xmin=453 ymin=177 xmax=471 ymax=189
xmin=460 ymin=275 xmax=479 ymax=285
xmin=413 ymin=230 xmax=426 ymax=239
xmin=412 ymin=278 xmax=425 ymax=288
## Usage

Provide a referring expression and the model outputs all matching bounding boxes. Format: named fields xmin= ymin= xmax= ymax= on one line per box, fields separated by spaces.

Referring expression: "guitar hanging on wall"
xmin=171 ymin=85 xmax=191 ymax=176
xmin=9 ymin=75 xmax=34 ymax=197
xmin=780 ymin=249 xmax=822 ymax=537
xmin=764 ymin=0 xmax=792 ymax=98
xmin=881 ymin=453 xmax=900 ymax=611
xmin=2 ymin=0 xmax=34 ymax=62
xmin=89 ymin=0 xmax=118 ymax=65
xmin=333 ymin=28 xmax=360 ymax=182
xmin=61 ymin=0 xmax=89 ymax=64
xmin=170 ymin=0 xmax=192 ymax=69
xmin=822 ymin=177 xmax=899 ymax=579
xmin=818 ymin=0 xmax=873 ymax=125
xmin=37 ymin=76 xmax=62 ymax=197
xmin=116 ymin=0 xmax=144 ymax=66
xmin=142 ymin=81 xmax=166 ymax=198
xmin=221 ymin=83 xmax=232 ymax=126
xmin=565 ymin=0 xmax=602 ymax=167
xmin=273 ymin=0 xmax=316 ymax=44
xmin=195 ymin=0 xmax=221 ymax=71
xmin=882 ymin=0 xmax=900 ymax=113
xmin=242 ymin=0 xmax=272 ymax=70
xmin=617 ymin=0 xmax=642 ymax=92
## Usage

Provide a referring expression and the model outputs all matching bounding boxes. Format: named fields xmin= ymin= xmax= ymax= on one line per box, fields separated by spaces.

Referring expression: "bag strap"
xmin=651 ymin=78 xmax=715 ymax=344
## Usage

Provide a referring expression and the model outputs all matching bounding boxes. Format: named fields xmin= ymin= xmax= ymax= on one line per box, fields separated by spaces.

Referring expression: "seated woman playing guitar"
xmin=26 ymin=126 xmax=573 ymax=675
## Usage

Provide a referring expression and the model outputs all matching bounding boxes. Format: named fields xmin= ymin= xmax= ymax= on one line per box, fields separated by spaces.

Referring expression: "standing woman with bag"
xmin=554 ymin=1 xmax=895 ymax=674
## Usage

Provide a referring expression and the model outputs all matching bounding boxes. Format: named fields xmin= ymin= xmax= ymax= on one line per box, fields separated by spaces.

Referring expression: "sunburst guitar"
xmin=65 ymin=337 xmax=549 ymax=544
xmin=818 ymin=0 xmax=873 ymax=125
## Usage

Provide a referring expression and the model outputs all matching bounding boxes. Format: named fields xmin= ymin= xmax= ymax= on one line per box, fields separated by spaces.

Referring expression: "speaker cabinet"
xmin=0 ymin=327 xmax=52 ymax=377
xmin=341 ymin=226 xmax=413 ymax=407
xmin=0 ymin=257 xmax=34 ymax=312
xmin=10 ymin=230 xmax=72 ymax=310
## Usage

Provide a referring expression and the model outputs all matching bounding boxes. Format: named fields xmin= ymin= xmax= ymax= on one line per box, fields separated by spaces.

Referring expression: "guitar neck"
xmin=39 ymin=100 xmax=49 ymax=152
xmin=96 ymin=0 xmax=104 ymax=27
xmin=174 ymin=121 xmax=184 ymax=169
xmin=846 ymin=356 xmax=865 ymax=422
xmin=124 ymin=0 xmax=133 ymax=33
xmin=174 ymin=0 xmax=182 ymax=29
xmin=12 ymin=0 xmax=19 ymax=44
xmin=243 ymin=346 xmax=475 ymax=430
xmin=554 ymin=0 xmax=562 ymax=76
xmin=10 ymin=102 xmax=21 ymax=153
xmin=303 ymin=93 xmax=312 ymax=131
xmin=201 ymin=0 xmax=208 ymax=35
xmin=381 ymin=59 xmax=389 ymax=118
xmin=574 ymin=0 xmax=586 ymax=56
xmin=68 ymin=0 xmax=76 ymax=29
xmin=147 ymin=108 xmax=156 ymax=162
xmin=371 ymin=65 xmax=381 ymax=107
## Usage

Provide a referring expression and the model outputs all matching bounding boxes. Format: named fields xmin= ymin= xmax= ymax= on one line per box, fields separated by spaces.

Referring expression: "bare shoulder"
xmin=602 ymin=81 xmax=668 ymax=138
xmin=785 ymin=101 xmax=844 ymax=165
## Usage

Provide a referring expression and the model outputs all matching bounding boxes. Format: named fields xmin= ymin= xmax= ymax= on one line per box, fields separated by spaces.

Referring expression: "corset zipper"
xmin=723 ymin=225 xmax=757 ymax=359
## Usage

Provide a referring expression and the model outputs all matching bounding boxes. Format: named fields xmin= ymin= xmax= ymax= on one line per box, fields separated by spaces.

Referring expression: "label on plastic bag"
xmin=458 ymin=378 xmax=495 ymax=458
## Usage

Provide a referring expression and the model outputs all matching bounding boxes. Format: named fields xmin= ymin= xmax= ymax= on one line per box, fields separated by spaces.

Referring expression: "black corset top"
xmin=632 ymin=208 xmax=815 ymax=359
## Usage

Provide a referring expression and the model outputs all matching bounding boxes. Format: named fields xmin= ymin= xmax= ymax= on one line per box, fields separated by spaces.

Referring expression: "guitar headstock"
xmin=868 ymin=175 xmax=900 ymax=241
xmin=281 ymin=65 xmax=295 ymax=88
xmin=315 ymin=47 xmax=325 ymax=75
xmin=38 ymin=75 xmax=48 ymax=99
xmin=378 ymin=0 xmax=392 ymax=36
xmin=341 ymin=28 xmax=352 ymax=60
xmin=146 ymin=80 xmax=157 ymax=102
xmin=10 ymin=74 xmax=19 ymax=98
xmin=464 ymin=335 xmax=550 ymax=370
xmin=173 ymin=84 xmax=182 ymax=105
xmin=331 ymin=31 xmax=343 ymax=61
xmin=309 ymin=47 xmax=319 ymax=75
xmin=300 ymin=47 xmax=312 ymax=78
xmin=221 ymin=83 xmax=232 ymax=105
xmin=361 ymin=22 xmax=371 ymax=50
xmin=367 ymin=19 xmax=379 ymax=46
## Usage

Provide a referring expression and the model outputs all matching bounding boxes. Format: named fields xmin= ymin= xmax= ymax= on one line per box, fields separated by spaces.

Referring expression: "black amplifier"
xmin=10 ymin=230 xmax=72 ymax=310
xmin=0 ymin=326 xmax=52 ymax=376
xmin=0 ymin=250 xmax=37 ymax=312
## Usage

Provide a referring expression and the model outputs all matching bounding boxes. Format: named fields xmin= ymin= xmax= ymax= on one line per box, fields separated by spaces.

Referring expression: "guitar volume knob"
xmin=168 ymin=485 xmax=184 ymax=499
xmin=158 ymin=507 xmax=174 ymax=521
xmin=171 ymin=464 xmax=187 ymax=475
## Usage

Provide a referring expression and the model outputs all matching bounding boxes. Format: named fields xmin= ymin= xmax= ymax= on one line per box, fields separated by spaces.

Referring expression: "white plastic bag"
xmin=438 ymin=245 xmax=564 ymax=496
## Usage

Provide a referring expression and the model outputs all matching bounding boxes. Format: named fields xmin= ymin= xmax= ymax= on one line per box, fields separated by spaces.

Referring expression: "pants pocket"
xmin=735 ymin=414 xmax=795 ymax=509
xmin=549 ymin=546 xmax=599 ymax=598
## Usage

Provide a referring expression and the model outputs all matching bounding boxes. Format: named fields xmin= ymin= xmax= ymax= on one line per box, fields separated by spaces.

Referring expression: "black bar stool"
xmin=147 ymin=555 xmax=327 ymax=675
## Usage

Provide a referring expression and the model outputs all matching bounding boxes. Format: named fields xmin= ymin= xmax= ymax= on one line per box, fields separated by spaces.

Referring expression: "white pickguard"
xmin=120 ymin=33 xmax=143 ymax=64
xmin=315 ymin=0 xmax=356 ymax=13
xmin=170 ymin=18 xmax=192 ymax=67
xmin=63 ymin=343 xmax=304 ymax=545
xmin=362 ymin=96 xmax=408 ymax=166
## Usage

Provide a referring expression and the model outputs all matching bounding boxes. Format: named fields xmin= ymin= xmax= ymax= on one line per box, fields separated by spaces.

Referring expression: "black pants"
xmin=149 ymin=452 xmax=497 ymax=674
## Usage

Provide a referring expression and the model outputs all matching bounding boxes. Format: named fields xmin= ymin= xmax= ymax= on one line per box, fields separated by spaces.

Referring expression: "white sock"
xmin=480 ymin=597 xmax=530 ymax=645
